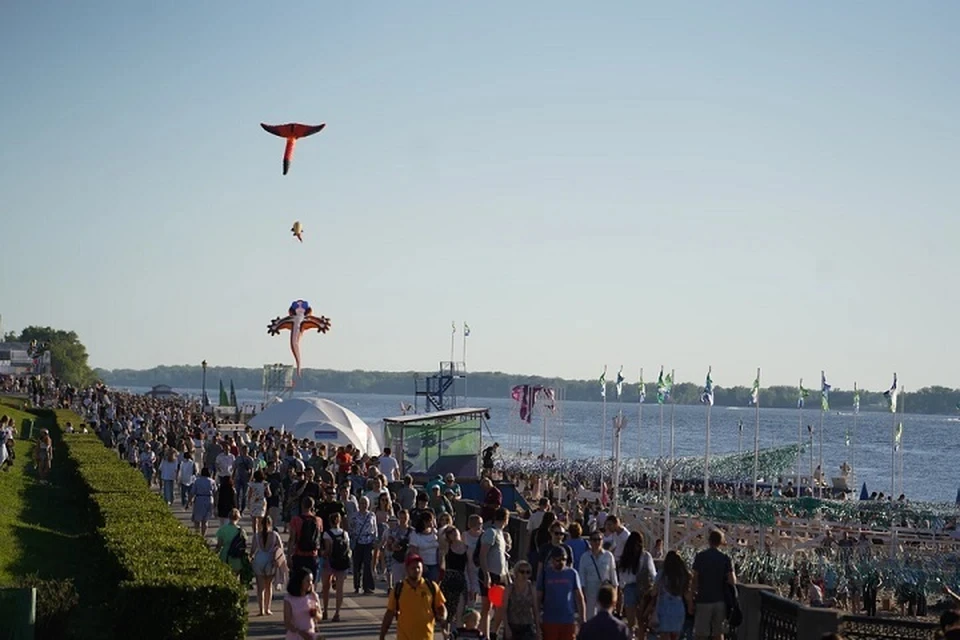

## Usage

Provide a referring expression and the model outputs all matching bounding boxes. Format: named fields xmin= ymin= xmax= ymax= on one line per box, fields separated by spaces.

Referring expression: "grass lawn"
xmin=0 ymin=398 xmax=112 ymax=636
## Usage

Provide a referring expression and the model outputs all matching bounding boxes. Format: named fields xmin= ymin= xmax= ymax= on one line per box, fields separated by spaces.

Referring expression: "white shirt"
xmin=159 ymin=459 xmax=179 ymax=482
xmin=578 ymin=549 xmax=618 ymax=591
xmin=605 ymin=527 xmax=631 ymax=561
xmin=378 ymin=454 xmax=400 ymax=481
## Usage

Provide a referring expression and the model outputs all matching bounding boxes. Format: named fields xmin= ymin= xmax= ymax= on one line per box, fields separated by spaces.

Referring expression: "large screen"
xmin=387 ymin=417 xmax=481 ymax=477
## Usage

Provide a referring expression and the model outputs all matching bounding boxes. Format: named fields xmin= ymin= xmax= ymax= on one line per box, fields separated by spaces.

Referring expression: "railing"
xmin=758 ymin=590 xmax=799 ymax=640
xmin=839 ymin=614 xmax=939 ymax=640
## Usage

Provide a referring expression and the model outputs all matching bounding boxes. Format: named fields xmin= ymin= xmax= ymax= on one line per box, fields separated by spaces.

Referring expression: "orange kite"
xmin=260 ymin=123 xmax=326 ymax=175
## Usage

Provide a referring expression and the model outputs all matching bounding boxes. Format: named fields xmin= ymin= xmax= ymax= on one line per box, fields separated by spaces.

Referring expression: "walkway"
xmin=162 ymin=494 xmax=389 ymax=639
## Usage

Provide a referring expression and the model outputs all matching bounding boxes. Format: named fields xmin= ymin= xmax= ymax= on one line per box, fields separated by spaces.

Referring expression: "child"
xmin=453 ymin=609 xmax=485 ymax=640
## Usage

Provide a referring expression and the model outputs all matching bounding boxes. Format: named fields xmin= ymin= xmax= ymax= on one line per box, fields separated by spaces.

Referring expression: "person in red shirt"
xmin=288 ymin=497 xmax=324 ymax=583
xmin=480 ymin=477 xmax=502 ymax=524
xmin=336 ymin=446 xmax=353 ymax=485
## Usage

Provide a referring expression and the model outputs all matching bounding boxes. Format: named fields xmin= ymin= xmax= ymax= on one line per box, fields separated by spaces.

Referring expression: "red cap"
xmin=405 ymin=554 xmax=424 ymax=566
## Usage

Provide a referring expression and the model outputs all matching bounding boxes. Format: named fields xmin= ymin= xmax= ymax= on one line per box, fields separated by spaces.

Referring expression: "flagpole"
xmin=600 ymin=366 xmax=607 ymax=485
xmin=704 ymin=393 xmax=712 ymax=498
xmin=852 ymin=382 xmax=858 ymax=488
xmin=703 ymin=366 xmax=713 ymax=498
xmin=612 ymin=412 xmax=623 ymax=515
xmin=450 ymin=321 xmax=455 ymax=364
xmin=637 ymin=368 xmax=644 ymax=484
xmin=818 ymin=404 xmax=824 ymax=499
xmin=796 ymin=378 xmax=803 ymax=495
xmin=898 ymin=386 xmax=905 ymax=496
xmin=462 ymin=323 xmax=468 ymax=403
xmin=670 ymin=369 xmax=676 ymax=461
xmin=752 ymin=367 xmax=761 ymax=499
xmin=890 ymin=397 xmax=897 ymax=498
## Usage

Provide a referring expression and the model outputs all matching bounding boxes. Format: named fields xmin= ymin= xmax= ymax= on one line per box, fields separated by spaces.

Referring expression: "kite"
xmin=291 ymin=221 xmax=304 ymax=242
xmin=266 ymin=299 xmax=332 ymax=376
xmin=260 ymin=122 xmax=326 ymax=175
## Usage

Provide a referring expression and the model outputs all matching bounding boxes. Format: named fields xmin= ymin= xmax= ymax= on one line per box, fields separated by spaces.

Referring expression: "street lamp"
xmin=201 ymin=360 xmax=208 ymax=406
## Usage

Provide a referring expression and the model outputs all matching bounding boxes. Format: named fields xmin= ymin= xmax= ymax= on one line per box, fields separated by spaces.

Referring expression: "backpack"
xmin=391 ymin=526 xmax=412 ymax=564
xmin=328 ymin=530 xmax=352 ymax=571
xmin=227 ymin=528 xmax=247 ymax=558
xmin=394 ymin=578 xmax=437 ymax=617
xmin=298 ymin=516 xmax=322 ymax=554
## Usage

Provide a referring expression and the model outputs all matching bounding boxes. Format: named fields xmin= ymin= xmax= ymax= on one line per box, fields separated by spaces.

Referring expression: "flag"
xmin=464 ymin=322 xmax=471 ymax=337
xmin=895 ymin=421 xmax=903 ymax=451
xmin=666 ymin=370 xmax=675 ymax=401
xmin=820 ymin=371 xmax=831 ymax=412
xmin=599 ymin=366 xmax=607 ymax=399
xmin=750 ymin=372 xmax=760 ymax=406
xmin=844 ymin=429 xmax=851 ymax=447
xmin=229 ymin=380 xmax=238 ymax=408
xmin=451 ymin=321 xmax=456 ymax=334
xmin=853 ymin=382 xmax=860 ymax=415
xmin=701 ymin=366 xmax=714 ymax=406
xmin=738 ymin=418 xmax=743 ymax=433
xmin=656 ymin=366 xmax=667 ymax=405
xmin=798 ymin=379 xmax=809 ymax=409
xmin=616 ymin=366 xmax=624 ymax=400
xmin=883 ymin=373 xmax=898 ymax=413
xmin=637 ymin=369 xmax=645 ymax=404
xmin=218 ymin=380 xmax=229 ymax=406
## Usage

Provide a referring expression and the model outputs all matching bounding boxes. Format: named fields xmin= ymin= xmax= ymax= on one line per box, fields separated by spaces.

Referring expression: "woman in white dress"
xmin=251 ymin=514 xmax=284 ymax=616
xmin=247 ymin=469 xmax=270 ymax=535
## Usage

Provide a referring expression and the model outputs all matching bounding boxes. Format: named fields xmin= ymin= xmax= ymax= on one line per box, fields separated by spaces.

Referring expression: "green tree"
xmin=9 ymin=326 xmax=97 ymax=387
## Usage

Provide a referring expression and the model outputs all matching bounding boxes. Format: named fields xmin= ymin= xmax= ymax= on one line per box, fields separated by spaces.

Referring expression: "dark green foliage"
xmin=58 ymin=417 xmax=247 ymax=639
xmin=13 ymin=574 xmax=79 ymax=640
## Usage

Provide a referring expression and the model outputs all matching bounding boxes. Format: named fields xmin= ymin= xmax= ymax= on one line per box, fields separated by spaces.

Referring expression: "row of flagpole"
xmin=598 ymin=366 xmax=905 ymax=513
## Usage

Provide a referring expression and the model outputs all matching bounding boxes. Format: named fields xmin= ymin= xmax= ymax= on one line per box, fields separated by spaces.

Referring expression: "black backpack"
xmin=328 ymin=530 xmax=352 ymax=571
xmin=227 ymin=528 xmax=247 ymax=558
xmin=391 ymin=526 xmax=412 ymax=564
xmin=298 ymin=516 xmax=322 ymax=554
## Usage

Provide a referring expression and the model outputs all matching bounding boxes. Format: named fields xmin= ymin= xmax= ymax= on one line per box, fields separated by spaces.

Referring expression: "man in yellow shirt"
xmin=380 ymin=554 xmax=448 ymax=640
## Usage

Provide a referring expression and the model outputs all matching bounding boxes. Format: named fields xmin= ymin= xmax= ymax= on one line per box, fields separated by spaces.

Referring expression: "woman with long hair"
xmin=651 ymin=550 xmax=691 ymax=640
xmin=529 ymin=511 xmax=557 ymax=576
xmin=251 ymin=514 xmax=284 ymax=616
xmin=409 ymin=511 xmax=441 ymax=582
xmin=492 ymin=560 xmax=540 ymax=640
xmin=247 ymin=469 xmax=270 ymax=535
xmin=284 ymin=566 xmax=321 ymax=640
xmin=440 ymin=526 xmax=469 ymax=626
xmin=617 ymin=531 xmax=656 ymax=633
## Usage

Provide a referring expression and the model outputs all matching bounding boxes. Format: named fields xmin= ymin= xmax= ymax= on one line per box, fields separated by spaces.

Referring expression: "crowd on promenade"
xmin=7 ymin=373 xmax=960 ymax=639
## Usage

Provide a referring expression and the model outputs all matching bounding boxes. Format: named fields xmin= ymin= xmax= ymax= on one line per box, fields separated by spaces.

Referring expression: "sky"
xmin=2 ymin=2 xmax=959 ymax=390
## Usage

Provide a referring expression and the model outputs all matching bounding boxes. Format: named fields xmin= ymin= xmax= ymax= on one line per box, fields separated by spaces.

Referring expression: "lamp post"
xmin=201 ymin=360 xmax=208 ymax=406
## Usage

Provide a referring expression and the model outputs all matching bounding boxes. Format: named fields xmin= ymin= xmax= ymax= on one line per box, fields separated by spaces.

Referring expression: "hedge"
xmin=52 ymin=411 xmax=247 ymax=639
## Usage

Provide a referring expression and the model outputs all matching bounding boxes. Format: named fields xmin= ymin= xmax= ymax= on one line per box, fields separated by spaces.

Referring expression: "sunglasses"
xmin=517 ymin=569 xmax=531 ymax=575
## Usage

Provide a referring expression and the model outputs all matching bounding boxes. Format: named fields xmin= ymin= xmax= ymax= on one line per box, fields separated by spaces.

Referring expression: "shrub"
xmin=55 ymin=419 xmax=246 ymax=640
xmin=14 ymin=574 xmax=80 ymax=640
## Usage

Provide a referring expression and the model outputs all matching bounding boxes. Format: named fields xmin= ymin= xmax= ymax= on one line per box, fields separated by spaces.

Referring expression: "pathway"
xmin=161 ymin=492 xmax=390 ymax=639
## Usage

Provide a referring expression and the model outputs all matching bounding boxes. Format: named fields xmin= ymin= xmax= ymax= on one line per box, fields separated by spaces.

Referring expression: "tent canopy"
xmin=248 ymin=398 xmax=381 ymax=456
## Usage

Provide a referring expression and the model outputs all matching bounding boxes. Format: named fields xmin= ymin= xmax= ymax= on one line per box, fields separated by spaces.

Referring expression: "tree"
xmin=8 ymin=326 xmax=97 ymax=387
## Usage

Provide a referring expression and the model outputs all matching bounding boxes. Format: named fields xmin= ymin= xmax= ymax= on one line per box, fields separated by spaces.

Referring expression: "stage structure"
xmin=383 ymin=407 xmax=489 ymax=480
xmin=507 ymin=384 xmax=565 ymax=459
xmin=414 ymin=361 xmax=466 ymax=413
xmin=261 ymin=363 xmax=295 ymax=408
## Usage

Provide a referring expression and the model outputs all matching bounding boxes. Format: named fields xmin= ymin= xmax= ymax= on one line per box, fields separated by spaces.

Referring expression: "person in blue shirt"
xmin=576 ymin=585 xmax=629 ymax=640
xmin=538 ymin=546 xmax=585 ymax=640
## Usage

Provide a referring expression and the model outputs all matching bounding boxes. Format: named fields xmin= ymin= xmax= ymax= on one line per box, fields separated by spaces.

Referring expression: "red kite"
xmin=260 ymin=122 xmax=326 ymax=175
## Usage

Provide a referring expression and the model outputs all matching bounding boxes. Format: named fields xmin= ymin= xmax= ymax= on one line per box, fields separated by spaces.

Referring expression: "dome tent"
xmin=247 ymin=397 xmax=381 ymax=456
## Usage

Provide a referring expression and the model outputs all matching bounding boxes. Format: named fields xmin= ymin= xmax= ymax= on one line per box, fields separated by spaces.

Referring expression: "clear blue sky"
xmin=2 ymin=2 xmax=958 ymax=390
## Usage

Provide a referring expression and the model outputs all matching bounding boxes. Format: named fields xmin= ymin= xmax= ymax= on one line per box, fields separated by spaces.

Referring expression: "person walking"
xmin=379 ymin=554 xmax=448 ymax=640
xmin=577 ymin=585 xmax=630 ymax=640
xmin=691 ymin=530 xmax=737 ymax=640
xmin=539 ymin=547 xmax=586 ymax=640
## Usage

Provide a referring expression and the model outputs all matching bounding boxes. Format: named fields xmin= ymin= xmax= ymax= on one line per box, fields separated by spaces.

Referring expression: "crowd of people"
xmin=7 ymin=374 xmax=960 ymax=640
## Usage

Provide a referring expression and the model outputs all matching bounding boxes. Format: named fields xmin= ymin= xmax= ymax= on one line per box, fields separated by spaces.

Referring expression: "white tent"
xmin=247 ymin=398 xmax=381 ymax=456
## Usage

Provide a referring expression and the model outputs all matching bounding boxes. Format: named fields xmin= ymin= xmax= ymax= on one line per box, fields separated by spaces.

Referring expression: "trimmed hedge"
xmin=52 ymin=412 xmax=247 ymax=639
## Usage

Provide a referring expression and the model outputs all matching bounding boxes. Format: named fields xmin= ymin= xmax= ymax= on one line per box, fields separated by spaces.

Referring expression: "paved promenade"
xmin=163 ymin=495 xmax=390 ymax=639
